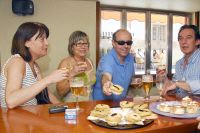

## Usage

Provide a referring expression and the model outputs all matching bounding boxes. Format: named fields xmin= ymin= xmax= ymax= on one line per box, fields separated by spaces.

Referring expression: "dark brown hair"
xmin=178 ymin=24 xmax=199 ymax=40
xmin=11 ymin=22 xmax=49 ymax=61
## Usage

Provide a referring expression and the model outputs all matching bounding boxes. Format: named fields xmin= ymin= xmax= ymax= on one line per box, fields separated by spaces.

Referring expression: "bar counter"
xmin=0 ymin=94 xmax=199 ymax=133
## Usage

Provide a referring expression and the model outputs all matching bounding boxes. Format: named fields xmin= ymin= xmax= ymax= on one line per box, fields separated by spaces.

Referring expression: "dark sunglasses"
xmin=115 ymin=40 xmax=133 ymax=46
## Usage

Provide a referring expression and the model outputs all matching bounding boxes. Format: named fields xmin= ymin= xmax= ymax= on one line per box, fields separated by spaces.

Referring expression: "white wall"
xmin=0 ymin=0 xmax=96 ymax=92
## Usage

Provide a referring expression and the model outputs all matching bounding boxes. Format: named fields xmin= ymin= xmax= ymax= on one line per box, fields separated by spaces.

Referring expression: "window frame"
xmin=97 ymin=5 xmax=192 ymax=76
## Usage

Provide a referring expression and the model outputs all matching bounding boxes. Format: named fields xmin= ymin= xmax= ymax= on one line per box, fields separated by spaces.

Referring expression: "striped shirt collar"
xmin=180 ymin=48 xmax=200 ymax=65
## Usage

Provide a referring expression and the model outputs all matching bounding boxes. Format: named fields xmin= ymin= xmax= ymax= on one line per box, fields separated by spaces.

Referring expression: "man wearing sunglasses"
xmin=92 ymin=29 xmax=135 ymax=101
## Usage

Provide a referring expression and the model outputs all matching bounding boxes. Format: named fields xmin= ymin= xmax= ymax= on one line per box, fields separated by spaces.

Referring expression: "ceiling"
xmin=97 ymin=0 xmax=200 ymax=12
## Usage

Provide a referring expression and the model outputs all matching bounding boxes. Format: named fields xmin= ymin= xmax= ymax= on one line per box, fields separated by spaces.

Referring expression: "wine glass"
xmin=70 ymin=77 xmax=85 ymax=111
xmin=131 ymin=78 xmax=142 ymax=101
xmin=142 ymin=74 xmax=153 ymax=101
xmin=156 ymin=64 xmax=166 ymax=101
xmin=131 ymin=78 xmax=142 ymax=89
xmin=156 ymin=75 xmax=165 ymax=101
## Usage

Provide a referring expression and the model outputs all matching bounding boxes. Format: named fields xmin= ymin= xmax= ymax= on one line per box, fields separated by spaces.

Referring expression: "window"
xmin=150 ymin=14 xmax=168 ymax=74
xmin=172 ymin=16 xmax=189 ymax=73
xmin=127 ymin=12 xmax=146 ymax=74
xmin=99 ymin=7 xmax=191 ymax=75
xmin=100 ymin=10 xmax=121 ymax=57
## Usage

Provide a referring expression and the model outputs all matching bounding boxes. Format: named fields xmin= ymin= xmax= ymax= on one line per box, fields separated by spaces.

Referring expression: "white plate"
xmin=149 ymin=101 xmax=200 ymax=118
xmin=88 ymin=107 xmax=154 ymax=130
xmin=88 ymin=107 xmax=144 ymax=125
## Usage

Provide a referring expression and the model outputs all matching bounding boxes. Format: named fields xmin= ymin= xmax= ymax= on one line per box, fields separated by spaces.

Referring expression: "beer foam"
xmin=70 ymin=82 xmax=84 ymax=87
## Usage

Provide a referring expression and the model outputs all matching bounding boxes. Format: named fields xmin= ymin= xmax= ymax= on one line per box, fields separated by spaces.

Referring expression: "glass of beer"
xmin=70 ymin=77 xmax=85 ymax=111
xmin=142 ymin=74 xmax=153 ymax=101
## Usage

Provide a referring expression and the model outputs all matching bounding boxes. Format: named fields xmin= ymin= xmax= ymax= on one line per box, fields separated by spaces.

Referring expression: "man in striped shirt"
xmin=163 ymin=25 xmax=200 ymax=97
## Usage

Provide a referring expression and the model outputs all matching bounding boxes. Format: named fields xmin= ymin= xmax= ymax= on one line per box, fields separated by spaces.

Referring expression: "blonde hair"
xmin=68 ymin=31 xmax=89 ymax=56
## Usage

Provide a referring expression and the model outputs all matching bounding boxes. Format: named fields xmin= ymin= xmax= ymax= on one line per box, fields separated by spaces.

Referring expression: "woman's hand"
xmin=102 ymin=81 xmax=112 ymax=96
xmin=45 ymin=69 xmax=69 ymax=84
xmin=70 ymin=61 xmax=87 ymax=76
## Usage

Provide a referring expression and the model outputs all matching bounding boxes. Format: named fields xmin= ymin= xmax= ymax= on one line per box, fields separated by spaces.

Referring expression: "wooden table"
xmin=0 ymin=95 xmax=199 ymax=133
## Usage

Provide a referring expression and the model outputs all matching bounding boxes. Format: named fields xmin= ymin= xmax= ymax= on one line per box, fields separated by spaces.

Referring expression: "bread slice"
xmin=110 ymin=84 xmax=124 ymax=95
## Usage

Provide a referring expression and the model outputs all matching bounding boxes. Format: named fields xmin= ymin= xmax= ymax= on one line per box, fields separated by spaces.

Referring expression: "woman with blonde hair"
xmin=56 ymin=31 xmax=95 ymax=102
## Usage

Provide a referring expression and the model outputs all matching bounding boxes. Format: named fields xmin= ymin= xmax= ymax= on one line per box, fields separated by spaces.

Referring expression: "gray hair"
xmin=178 ymin=24 xmax=200 ymax=40
xmin=68 ymin=31 xmax=89 ymax=56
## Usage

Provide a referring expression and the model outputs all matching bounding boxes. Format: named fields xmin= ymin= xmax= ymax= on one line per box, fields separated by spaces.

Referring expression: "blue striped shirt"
xmin=173 ymin=48 xmax=200 ymax=95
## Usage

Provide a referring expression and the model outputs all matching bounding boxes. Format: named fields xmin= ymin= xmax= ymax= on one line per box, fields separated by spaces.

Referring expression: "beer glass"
xmin=70 ymin=77 xmax=85 ymax=111
xmin=142 ymin=74 xmax=153 ymax=101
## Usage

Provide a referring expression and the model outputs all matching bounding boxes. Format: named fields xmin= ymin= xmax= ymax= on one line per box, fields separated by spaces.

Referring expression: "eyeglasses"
xmin=115 ymin=40 xmax=133 ymax=46
xmin=75 ymin=42 xmax=89 ymax=47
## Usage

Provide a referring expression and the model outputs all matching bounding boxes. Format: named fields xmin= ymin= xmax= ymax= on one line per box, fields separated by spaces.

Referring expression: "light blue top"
xmin=173 ymin=48 xmax=200 ymax=96
xmin=92 ymin=48 xmax=135 ymax=101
